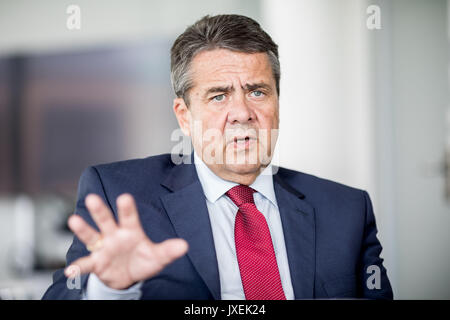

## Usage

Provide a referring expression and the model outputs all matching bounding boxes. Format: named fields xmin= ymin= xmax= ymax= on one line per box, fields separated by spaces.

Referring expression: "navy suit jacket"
xmin=42 ymin=153 xmax=393 ymax=299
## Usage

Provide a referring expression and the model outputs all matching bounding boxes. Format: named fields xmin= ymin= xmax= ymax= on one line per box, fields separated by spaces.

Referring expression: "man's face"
xmin=173 ymin=49 xmax=279 ymax=184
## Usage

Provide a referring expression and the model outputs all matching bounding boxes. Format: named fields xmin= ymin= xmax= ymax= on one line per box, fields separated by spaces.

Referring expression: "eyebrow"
xmin=203 ymin=85 xmax=234 ymax=99
xmin=244 ymin=82 xmax=272 ymax=92
xmin=203 ymin=82 xmax=272 ymax=99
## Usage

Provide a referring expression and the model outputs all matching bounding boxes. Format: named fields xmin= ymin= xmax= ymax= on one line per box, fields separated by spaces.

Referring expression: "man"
xmin=42 ymin=14 xmax=393 ymax=300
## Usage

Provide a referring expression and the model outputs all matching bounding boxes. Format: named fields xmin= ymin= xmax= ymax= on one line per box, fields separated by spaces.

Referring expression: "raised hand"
xmin=64 ymin=193 xmax=188 ymax=290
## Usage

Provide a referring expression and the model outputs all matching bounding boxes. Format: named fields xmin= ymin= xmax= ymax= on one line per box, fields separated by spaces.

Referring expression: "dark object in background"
xmin=0 ymin=39 xmax=177 ymax=197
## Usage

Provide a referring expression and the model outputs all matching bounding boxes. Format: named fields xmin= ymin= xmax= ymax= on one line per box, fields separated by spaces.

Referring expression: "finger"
xmin=68 ymin=214 xmax=101 ymax=247
xmin=154 ymin=238 xmax=189 ymax=267
xmin=65 ymin=256 xmax=95 ymax=277
xmin=117 ymin=193 xmax=143 ymax=230
xmin=85 ymin=194 xmax=117 ymax=235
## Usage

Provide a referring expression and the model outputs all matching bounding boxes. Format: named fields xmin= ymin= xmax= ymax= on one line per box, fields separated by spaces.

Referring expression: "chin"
xmin=225 ymin=162 xmax=262 ymax=175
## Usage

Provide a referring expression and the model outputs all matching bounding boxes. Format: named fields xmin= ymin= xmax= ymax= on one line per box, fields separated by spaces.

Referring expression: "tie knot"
xmin=226 ymin=185 xmax=256 ymax=207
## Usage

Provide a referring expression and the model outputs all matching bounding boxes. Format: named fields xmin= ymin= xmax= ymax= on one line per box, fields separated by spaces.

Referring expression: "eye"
xmin=212 ymin=94 xmax=226 ymax=102
xmin=250 ymin=90 xmax=264 ymax=97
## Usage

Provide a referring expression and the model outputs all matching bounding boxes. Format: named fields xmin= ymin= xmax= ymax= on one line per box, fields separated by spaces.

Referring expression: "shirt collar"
xmin=193 ymin=150 xmax=278 ymax=207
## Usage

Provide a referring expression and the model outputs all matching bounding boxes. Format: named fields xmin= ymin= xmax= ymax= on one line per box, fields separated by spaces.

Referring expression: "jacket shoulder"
xmin=275 ymin=166 xmax=366 ymax=201
xmin=78 ymin=153 xmax=186 ymax=199
xmin=91 ymin=153 xmax=180 ymax=179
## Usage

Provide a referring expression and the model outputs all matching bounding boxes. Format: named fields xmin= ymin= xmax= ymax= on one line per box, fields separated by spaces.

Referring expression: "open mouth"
xmin=231 ymin=135 xmax=256 ymax=149
xmin=234 ymin=136 xmax=251 ymax=143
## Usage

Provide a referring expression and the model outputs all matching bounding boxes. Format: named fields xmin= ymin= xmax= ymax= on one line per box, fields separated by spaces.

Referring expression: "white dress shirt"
xmin=83 ymin=152 xmax=294 ymax=299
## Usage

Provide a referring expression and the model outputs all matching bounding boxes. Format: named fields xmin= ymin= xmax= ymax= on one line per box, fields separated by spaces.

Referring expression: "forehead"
xmin=189 ymin=49 xmax=275 ymax=91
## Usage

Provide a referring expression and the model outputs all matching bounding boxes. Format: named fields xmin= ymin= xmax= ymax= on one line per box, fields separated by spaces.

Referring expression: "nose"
xmin=227 ymin=93 xmax=255 ymax=124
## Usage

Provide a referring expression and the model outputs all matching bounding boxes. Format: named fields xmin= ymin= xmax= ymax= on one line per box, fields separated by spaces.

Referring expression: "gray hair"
xmin=170 ymin=14 xmax=280 ymax=106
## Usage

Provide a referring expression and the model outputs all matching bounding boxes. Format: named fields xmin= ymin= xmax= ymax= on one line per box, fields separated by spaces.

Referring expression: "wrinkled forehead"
xmin=189 ymin=49 xmax=276 ymax=92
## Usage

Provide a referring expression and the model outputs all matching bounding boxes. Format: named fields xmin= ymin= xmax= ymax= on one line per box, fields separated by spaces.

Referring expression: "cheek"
xmin=201 ymin=111 xmax=228 ymax=133
xmin=191 ymin=111 xmax=228 ymax=145
xmin=256 ymin=107 xmax=279 ymax=130
xmin=255 ymin=107 xmax=279 ymax=149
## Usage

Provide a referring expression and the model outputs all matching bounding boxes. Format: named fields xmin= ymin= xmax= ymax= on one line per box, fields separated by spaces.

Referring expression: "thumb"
xmin=155 ymin=238 xmax=189 ymax=265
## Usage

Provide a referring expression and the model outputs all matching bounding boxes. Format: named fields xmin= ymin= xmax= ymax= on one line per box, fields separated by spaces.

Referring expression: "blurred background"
xmin=0 ymin=0 xmax=448 ymax=299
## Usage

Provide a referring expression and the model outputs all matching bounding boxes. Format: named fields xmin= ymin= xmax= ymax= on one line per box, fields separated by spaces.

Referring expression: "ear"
xmin=172 ymin=97 xmax=191 ymax=136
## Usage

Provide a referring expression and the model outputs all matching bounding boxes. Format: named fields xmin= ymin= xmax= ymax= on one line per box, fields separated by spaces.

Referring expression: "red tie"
xmin=226 ymin=184 xmax=286 ymax=300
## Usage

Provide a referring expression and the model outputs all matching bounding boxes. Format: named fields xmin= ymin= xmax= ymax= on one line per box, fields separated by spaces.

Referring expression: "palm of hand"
xmin=65 ymin=194 xmax=188 ymax=290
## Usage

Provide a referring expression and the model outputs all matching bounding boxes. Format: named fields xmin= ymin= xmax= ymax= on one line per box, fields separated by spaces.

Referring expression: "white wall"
xmin=261 ymin=0 xmax=387 ymax=276
xmin=0 ymin=0 xmax=261 ymax=56
xmin=262 ymin=0 xmax=450 ymax=299
xmin=262 ymin=0 xmax=376 ymax=193
xmin=389 ymin=0 xmax=450 ymax=299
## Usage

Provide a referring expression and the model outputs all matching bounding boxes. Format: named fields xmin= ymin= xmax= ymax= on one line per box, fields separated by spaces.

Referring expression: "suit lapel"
xmin=273 ymin=171 xmax=316 ymax=299
xmin=160 ymin=155 xmax=221 ymax=299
